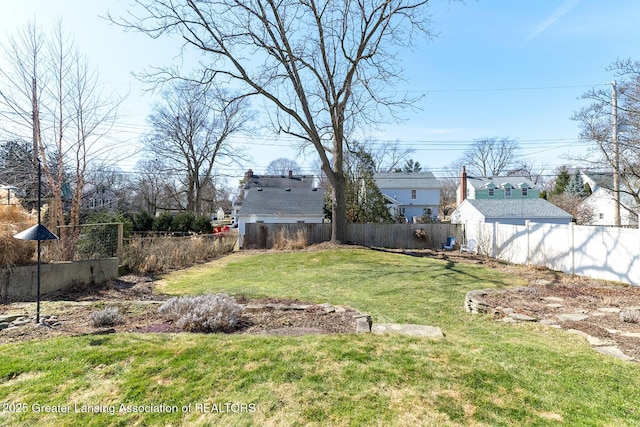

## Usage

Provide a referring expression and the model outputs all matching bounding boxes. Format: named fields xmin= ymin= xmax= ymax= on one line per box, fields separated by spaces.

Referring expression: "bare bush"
xmin=89 ymin=307 xmax=124 ymax=327
xmin=158 ymin=294 xmax=243 ymax=333
xmin=122 ymin=232 xmax=237 ymax=273
xmin=414 ymin=228 xmax=428 ymax=242
xmin=620 ymin=309 xmax=640 ymax=324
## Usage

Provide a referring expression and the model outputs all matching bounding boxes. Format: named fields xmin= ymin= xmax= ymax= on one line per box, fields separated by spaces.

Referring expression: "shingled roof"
xmin=374 ymin=172 xmax=441 ymax=189
xmin=463 ymin=198 xmax=572 ymax=220
xmin=240 ymin=187 xmax=325 ymax=216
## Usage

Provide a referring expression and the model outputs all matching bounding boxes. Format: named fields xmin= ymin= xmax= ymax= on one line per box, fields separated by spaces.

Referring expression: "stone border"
xmin=465 ymin=289 xmax=636 ymax=362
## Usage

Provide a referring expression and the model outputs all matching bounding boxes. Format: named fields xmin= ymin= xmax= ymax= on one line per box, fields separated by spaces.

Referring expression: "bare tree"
xmin=132 ymin=159 xmax=167 ymax=215
xmin=462 ymin=137 xmax=520 ymax=177
xmin=506 ymin=159 xmax=547 ymax=187
xmin=0 ymin=21 xmax=121 ymax=259
xmin=143 ymin=80 xmax=250 ymax=216
xmin=438 ymin=160 xmax=464 ymax=217
xmin=112 ymin=0 xmax=433 ymax=242
xmin=572 ymin=59 xmax=640 ymax=212
xmin=266 ymin=158 xmax=301 ymax=175
xmin=355 ymin=139 xmax=415 ymax=173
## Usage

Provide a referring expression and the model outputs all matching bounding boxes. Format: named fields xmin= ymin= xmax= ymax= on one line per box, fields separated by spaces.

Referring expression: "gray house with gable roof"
xmin=235 ymin=170 xmax=325 ymax=247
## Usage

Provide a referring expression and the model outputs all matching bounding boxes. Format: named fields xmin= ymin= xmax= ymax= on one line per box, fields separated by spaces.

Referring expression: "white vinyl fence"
xmin=464 ymin=221 xmax=640 ymax=287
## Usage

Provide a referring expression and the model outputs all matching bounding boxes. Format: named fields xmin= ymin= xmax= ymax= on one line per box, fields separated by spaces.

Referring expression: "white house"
xmin=581 ymin=187 xmax=639 ymax=227
xmin=451 ymin=198 xmax=574 ymax=225
xmin=236 ymin=186 xmax=325 ymax=248
xmin=373 ymin=172 xmax=441 ymax=222
xmin=578 ymin=171 xmax=639 ymax=227
xmin=451 ymin=167 xmax=572 ymax=225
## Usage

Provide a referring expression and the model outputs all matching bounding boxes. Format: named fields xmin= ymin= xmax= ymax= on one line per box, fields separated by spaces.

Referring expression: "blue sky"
xmin=1 ymin=0 xmax=640 ymax=182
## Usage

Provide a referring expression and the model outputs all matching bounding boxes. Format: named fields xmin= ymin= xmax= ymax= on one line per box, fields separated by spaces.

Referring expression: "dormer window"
xmin=522 ymin=187 xmax=528 ymax=197
xmin=505 ymin=187 xmax=512 ymax=197
xmin=488 ymin=188 xmax=494 ymax=197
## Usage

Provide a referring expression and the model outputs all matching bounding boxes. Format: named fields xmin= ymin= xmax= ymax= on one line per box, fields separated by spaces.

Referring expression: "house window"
xmin=599 ymin=213 xmax=604 ymax=220
xmin=411 ymin=189 xmax=416 ymax=199
xmin=522 ymin=188 xmax=528 ymax=197
xmin=505 ymin=187 xmax=512 ymax=197
xmin=426 ymin=208 xmax=432 ymax=216
xmin=488 ymin=188 xmax=494 ymax=197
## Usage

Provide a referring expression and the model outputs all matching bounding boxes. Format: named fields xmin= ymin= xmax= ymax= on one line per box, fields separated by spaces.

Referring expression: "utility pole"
xmin=612 ymin=80 xmax=621 ymax=227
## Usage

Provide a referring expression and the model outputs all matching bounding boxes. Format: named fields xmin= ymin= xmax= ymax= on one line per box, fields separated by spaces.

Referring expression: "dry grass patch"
xmin=122 ymin=232 xmax=237 ymax=273
xmin=0 ymin=203 xmax=38 ymax=267
xmin=272 ymin=228 xmax=307 ymax=250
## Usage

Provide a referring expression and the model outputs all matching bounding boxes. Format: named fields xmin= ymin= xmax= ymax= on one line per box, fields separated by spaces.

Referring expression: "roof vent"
xmin=257 ymin=187 xmax=263 ymax=191
xmin=312 ymin=188 xmax=318 ymax=191
xmin=285 ymin=188 xmax=291 ymax=192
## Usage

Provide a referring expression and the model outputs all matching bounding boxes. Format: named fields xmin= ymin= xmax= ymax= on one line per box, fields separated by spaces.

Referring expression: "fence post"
xmin=492 ymin=222 xmax=498 ymax=258
xmin=570 ymin=222 xmax=575 ymax=276
xmin=525 ymin=220 xmax=530 ymax=266
xmin=117 ymin=222 xmax=124 ymax=261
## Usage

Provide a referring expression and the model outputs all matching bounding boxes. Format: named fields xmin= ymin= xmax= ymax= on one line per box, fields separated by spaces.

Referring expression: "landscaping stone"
xmin=355 ymin=318 xmax=371 ymax=333
xmin=621 ymin=332 xmax=640 ymax=339
xmin=0 ymin=314 xmax=23 ymax=323
xmin=371 ymin=323 xmax=444 ymax=339
xmin=543 ymin=296 xmax=564 ymax=303
xmin=598 ymin=307 xmax=621 ymax=313
xmin=539 ymin=319 xmax=560 ymax=328
xmin=465 ymin=290 xmax=494 ymax=314
xmin=320 ymin=303 xmax=336 ymax=313
xmin=546 ymin=303 xmax=564 ymax=308
xmin=593 ymin=346 xmax=635 ymax=361
xmin=557 ymin=313 xmax=589 ymax=322
xmin=353 ymin=314 xmax=372 ymax=333
xmin=0 ymin=322 xmax=10 ymax=330
xmin=508 ymin=313 xmax=537 ymax=322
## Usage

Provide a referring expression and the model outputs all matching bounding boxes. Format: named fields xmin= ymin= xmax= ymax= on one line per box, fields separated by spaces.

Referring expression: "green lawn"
xmin=1 ymin=247 xmax=639 ymax=426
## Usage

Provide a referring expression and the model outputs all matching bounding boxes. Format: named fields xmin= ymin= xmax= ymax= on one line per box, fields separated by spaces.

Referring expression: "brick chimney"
xmin=460 ymin=166 xmax=467 ymax=204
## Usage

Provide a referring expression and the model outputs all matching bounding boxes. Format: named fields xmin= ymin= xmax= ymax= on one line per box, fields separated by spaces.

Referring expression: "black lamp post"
xmin=13 ymin=159 xmax=58 ymax=323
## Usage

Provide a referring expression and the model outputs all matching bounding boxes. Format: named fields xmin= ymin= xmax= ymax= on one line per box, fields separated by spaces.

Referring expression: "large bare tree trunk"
xmin=114 ymin=0 xmax=433 ymax=243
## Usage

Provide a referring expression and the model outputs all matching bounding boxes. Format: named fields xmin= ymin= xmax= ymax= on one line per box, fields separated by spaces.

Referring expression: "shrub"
xmin=620 ymin=309 xmax=640 ymax=323
xmin=89 ymin=307 xmax=124 ymax=327
xmin=158 ymin=294 xmax=243 ymax=333
xmin=153 ymin=213 xmax=174 ymax=232
xmin=171 ymin=212 xmax=196 ymax=233
xmin=131 ymin=210 xmax=154 ymax=232
xmin=192 ymin=215 xmax=212 ymax=234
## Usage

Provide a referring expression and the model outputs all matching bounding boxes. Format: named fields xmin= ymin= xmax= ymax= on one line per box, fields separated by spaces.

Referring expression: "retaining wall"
xmin=0 ymin=258 xmax=119 ymax=302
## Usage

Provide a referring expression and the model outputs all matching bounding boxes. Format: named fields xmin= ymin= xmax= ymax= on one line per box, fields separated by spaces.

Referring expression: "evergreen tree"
xmin=345 ymin=146 xmax=392 ymax=223
xmin=552 ymin=166 xmax=571 ymax=195
xmin=565 ymin=169 xmax=585 ymax=197
xmin=395 ymin=159 xmax=422 ymax=173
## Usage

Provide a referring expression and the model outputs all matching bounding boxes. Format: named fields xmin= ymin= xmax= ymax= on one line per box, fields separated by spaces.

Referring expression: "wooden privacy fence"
xmin=243 ymin=223 xmax=463 ymax=249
